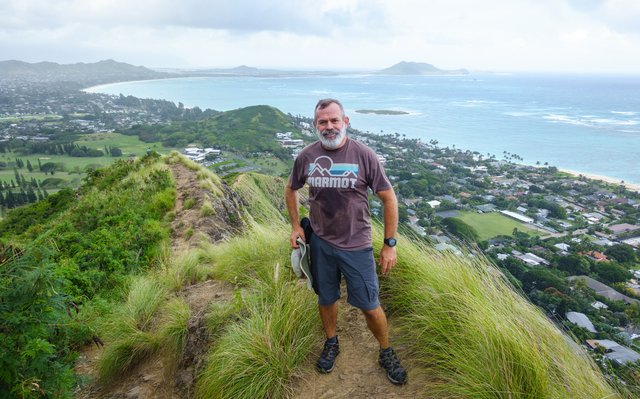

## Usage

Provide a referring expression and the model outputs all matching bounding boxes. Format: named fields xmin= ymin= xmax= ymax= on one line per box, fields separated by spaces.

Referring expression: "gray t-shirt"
xmin=289 ymin=138 xmax=391 ymax=250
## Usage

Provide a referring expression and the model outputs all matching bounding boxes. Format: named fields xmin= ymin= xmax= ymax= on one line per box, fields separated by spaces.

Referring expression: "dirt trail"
xmin=290 ymin=295 xmax=426 ymax=399
xmin=75 ymin=162 xmax=241 ymax=399
xmin=76 ymin=163 xmax=428 ymax=398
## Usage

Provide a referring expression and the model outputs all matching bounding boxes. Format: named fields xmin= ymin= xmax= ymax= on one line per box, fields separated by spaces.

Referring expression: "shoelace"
xmin=321 ymin=343 xmax=339 ymax=359
xmin=380 ymin=351 xmax=401 ymax=370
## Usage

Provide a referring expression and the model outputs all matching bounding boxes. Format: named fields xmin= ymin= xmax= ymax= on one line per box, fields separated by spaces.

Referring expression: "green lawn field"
xmin=0 ymin=133 xmax=177 ymax=188
xmin=454 ymin=210 xmax=543 ymax=241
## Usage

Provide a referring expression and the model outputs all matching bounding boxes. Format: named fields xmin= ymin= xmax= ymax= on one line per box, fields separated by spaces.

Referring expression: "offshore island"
xmin=355 ymin=109 xmax=410 ymax=115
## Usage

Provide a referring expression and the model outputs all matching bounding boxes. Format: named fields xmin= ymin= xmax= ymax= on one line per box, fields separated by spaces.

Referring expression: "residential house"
xmin=591 ymin=301 xmax=609 ymax=310
xmin=568 ymin=276 xmax=640 ymax=306
xmin=566 ymin=312 xmax=597 ymax=333
xmin=622 ymin=236 xmax=640 ymax=248
xmin=608 ymin=223 xmax=640 ymax=236
xmin=500 ymin=210 xmax=534 ymax=224
xmin=586 ymin=340 xmax=640 ymax=365
xmin=582 ymin=251 xmax=608 ymax=262
xmin=515 ymin=252 xmax=550 ymax=266
xmin=475 ymin=204 xmax=497 ymax=213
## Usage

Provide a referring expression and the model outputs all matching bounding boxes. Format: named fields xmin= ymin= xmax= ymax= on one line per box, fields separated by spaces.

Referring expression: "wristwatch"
xmin=384 ymin=237 xmax=397 ymax=247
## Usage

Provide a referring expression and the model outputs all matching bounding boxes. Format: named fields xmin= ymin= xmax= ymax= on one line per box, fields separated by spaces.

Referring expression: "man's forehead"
xmin=316 ymin=104 xmax=344 ymax=119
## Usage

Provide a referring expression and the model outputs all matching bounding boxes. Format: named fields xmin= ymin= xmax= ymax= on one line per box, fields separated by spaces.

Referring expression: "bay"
xmin=87 ymin=73 xmax=640 ymax=185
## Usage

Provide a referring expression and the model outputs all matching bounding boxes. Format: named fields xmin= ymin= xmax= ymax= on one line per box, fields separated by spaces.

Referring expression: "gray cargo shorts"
xmin=310 ymin=234 xmax=380 ymax=311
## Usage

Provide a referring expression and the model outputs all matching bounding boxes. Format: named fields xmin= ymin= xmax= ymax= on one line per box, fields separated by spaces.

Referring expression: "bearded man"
xmin=285 ymin=98 xmax=407 ymax=385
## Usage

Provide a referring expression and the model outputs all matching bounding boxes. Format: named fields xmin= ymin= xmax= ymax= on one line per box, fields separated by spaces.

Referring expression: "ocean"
xmin=86 ymin=73 xmax=640 ymax=185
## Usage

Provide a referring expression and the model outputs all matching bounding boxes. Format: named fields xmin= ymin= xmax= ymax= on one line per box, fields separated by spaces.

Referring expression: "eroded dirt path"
xmin=290 ymin=295 xmax=427 ymax=399
xmin=75 ymin=162 xmax=241 ymax=399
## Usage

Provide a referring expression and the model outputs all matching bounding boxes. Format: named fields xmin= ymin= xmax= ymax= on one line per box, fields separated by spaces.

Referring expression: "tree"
xmin=625 ymin=303 xmax=640 ymax=326
xmin=605 ymin=244 xmax=637 ymax=264
xmin=521 ymin=268 xmax=567 ymax=293
xmin=556 ymin=255 xmax=591 ymax=275
xmin=595 ymin=262 xmax=632 ymax=285
xmin=41 ymin=162 xmax=57 ymax=175
xmin=441 ymin=218 xmax=479 ymax=242
xmin=26 ymin=186 xmax=37 ymax=203
xmin=26 ymin=160 xmax=33 ymax=172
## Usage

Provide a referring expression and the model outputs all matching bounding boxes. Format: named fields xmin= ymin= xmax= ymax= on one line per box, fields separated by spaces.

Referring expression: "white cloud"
xmin=1 ymin=0 xmax=640 ymax=72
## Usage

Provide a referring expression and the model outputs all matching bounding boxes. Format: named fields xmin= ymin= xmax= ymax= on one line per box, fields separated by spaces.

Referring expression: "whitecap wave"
xmin=543 ymin=114 xmax=589 ymax=126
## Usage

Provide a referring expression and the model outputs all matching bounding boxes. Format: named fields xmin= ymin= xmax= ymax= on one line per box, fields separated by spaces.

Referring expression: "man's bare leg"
xmin=317 ymin=302 xmax=340 ymax=373
xmin=361 ymin=305 xmax=389 ymax=348
xmin=319 ymin=302 xmax=338 ymax=338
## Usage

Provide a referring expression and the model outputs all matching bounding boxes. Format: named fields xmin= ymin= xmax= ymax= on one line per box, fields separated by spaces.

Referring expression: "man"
xmin=285 ymin=98 xmax=407 ymax=385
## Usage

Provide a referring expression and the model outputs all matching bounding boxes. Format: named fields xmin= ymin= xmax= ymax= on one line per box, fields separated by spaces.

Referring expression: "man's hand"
xmin=290 ymin=225 xmax=305 ymax=248
xmin=379 ymin=244 xmax=397 ymax=275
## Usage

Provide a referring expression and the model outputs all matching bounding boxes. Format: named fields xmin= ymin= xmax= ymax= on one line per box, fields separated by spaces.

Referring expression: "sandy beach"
xmin=560 ymin=169 xmax=640 ymax=193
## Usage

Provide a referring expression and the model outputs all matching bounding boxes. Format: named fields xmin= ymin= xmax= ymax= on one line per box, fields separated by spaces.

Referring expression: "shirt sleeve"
xmin=288 ymin=153 xmax=307 ymax=190
xmin=364 ymin=147 xmax=392 ymax=193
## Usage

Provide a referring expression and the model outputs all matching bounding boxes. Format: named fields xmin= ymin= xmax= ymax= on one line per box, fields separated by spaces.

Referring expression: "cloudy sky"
xmin=2 ymin=0 xmax=640 ymax=73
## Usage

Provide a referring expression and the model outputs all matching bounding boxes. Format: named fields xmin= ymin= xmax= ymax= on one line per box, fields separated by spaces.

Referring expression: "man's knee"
xmin=361 ymin=305 xmax=385 ymax=319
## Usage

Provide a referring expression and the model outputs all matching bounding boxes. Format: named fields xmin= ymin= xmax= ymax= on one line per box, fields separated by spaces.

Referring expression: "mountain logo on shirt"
xmin=307 ymin=156 xmax=358 ymax=189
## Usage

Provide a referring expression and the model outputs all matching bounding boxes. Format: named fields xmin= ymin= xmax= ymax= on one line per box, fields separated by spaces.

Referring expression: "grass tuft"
xmin=126 ymin=276 xmax=169 ymax=331
xmin=375 ymin=227 xmax=619 ymax=399
xmin=98 ymin=327 xmax=160 ymax=382
xmin=159 ymin=249 xmax=211 ymax=291
xmin=195 ymin=262 xmax=318 ymax=399
xmin=200 ymin=200 xmax=215 ymax=217
xmin=205 ymin=289 xmax=245 ymax=336
xmin=183 ymin=198 xmax=196 ymax=209
xmin=201 ymin=223 xmax=291 ymax=285
xmin=158 ymin=297 xmax=191 ymax=368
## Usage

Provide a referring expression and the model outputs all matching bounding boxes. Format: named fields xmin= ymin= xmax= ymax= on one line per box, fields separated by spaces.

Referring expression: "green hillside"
xmin=127 ymin=105 xmax=298 ymax=157
xmin=0 ymin=154 xmax=629 ymax=398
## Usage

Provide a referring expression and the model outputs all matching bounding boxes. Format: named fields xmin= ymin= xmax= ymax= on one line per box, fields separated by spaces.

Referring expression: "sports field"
xmin=454 ymin=210 xmax=542 ymax=241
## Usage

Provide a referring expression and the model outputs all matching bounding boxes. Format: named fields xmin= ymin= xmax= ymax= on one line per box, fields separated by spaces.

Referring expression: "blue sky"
xmin=1 ymin=0 xmax=640 ymax=73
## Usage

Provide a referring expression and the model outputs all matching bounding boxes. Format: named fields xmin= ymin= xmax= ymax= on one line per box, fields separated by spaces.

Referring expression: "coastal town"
xmin=1 ymin=69 xmax=639 ymax=389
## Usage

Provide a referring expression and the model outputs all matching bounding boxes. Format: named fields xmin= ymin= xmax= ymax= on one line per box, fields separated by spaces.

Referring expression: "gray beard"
xmin=317 ymin=126 xmax=347 ymax=150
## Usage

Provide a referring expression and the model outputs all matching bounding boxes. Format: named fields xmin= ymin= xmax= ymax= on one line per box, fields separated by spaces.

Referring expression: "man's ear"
xmin=344 ymin=115 xmax=350 ymax=126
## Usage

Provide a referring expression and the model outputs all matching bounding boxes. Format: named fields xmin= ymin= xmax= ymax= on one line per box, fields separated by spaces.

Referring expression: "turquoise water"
xmin=87 ymin=73 xmax=640 ymax=185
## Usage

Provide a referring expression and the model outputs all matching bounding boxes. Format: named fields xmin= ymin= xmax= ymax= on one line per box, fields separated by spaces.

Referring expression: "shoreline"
xmin=83 ymin=79 xmax=640 ymax=191
xmin=560 ymin=168 xmax=640 ymax=193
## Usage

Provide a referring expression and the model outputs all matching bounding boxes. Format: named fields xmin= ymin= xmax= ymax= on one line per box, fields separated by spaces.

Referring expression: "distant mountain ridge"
xmin=377 ymin=61 xmax=468 ymax=75
xmin=0 ymin=59 xmax=174 ymax=85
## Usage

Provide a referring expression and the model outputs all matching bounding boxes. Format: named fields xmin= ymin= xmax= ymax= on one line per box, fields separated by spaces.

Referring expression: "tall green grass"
xmin=232 ymin=173 xmax=290 ymax=224
xmin=158 ymin=297 xmax=191 ymax=367
xmin=203 ymin=223 xmax=292 ymax=285
xmin=97 ymin=254 xmax=198 ymax=381
xmin=194 ymin=223 xmax=319 ymax=398
xmin=377 ymin=229 xmax=619 ymax=398
xmin=159 ymin=247 xmax=212 ymax=291
xmin=195 ymin=256 xmax=318 ymax=399
xmin=97 ymin=276 xmax=168 ymax=380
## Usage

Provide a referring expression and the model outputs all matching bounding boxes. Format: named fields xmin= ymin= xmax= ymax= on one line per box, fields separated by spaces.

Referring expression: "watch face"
xmin=385 ymin=238 xmax=397 ymax=247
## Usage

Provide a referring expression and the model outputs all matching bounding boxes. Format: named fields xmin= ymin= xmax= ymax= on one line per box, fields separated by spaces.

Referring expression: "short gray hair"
xmin=314 ymin=98 xmax=345 ymax=124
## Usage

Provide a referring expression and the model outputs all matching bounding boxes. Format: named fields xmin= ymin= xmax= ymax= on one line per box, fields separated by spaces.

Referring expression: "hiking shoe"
xmin=316 ymin=337 xmax=340 ymax=373
xmin=379 ymin=347 xmax=407 ymax=385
